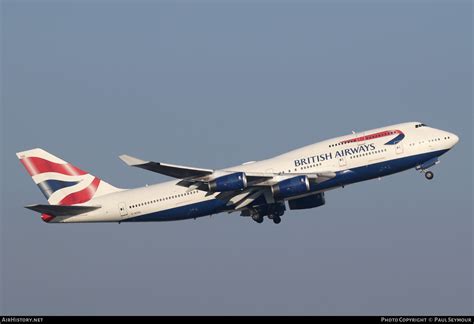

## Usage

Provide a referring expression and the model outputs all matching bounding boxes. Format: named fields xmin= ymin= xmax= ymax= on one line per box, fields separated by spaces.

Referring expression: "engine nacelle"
xmin=208 ymin=172 xmax=247 ymax=192
xmin=271 ymin=175 xmax=310 ymax=199
xmin=288 ymin=192 xmax=325 ymax=210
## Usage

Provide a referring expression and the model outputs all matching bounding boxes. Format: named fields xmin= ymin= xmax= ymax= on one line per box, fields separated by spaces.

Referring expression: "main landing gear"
xmin=251 ymin=214 xmax=264 ymax=224
xmin=253 ymin=213 xmax=282 ymax=224
xmin=248 ymin=203 xmax=285 ymax=224
xmin=252 ymin=212 xmax=282 ymax=224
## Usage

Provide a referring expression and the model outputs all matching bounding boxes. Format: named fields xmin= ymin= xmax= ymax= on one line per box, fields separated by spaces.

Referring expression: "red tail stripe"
xmin=20 ymin=157 xmax=87 ymax=176
xmin=59 ymin=177 xmax=101 ymax=206
xmin=41 ymin=214 xmax=55 ymax=223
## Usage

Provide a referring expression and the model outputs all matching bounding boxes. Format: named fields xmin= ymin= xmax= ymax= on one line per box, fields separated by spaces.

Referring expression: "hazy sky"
xmin=1 ymin=0 xmax=472 ymax=315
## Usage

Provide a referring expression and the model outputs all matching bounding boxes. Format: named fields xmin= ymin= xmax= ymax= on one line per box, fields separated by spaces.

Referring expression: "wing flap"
xmin=234 ymin=190 xmax=265 ymax=210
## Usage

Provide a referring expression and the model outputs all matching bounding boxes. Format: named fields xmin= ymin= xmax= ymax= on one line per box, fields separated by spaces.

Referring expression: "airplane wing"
xmin=243 ymin=171 xmax=336 ymax=185
xmin=120 ymin=154 xmax=335 ymax=183
xmin=119 ymin=154 xmax=213 ymax=178
xmin=120 ymin=154 xmax=336 ymax=209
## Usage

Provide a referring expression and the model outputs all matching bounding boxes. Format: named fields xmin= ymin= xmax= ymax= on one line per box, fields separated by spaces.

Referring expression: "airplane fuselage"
xmin=48 ymin=122 xmax=458 ymax=223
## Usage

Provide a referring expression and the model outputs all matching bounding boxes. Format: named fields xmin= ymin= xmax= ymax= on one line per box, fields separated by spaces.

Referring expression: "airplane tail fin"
xmin=16 ymin=148 xmax=122 ymax=206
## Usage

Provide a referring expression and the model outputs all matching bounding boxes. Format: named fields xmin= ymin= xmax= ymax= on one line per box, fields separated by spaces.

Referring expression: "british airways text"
xmin=294 ymin=144 xmax=376 ymax=167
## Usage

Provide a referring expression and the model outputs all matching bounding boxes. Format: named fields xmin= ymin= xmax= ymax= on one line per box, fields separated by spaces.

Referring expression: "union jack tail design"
xmin=16 ymin=148 xmax=121 ymax=207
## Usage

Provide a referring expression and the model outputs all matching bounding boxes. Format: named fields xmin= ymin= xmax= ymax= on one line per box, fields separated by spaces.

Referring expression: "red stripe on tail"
xmin=20 ymin=157 xmax=88 ymax=176
xmin=59 ymin=177 xmax=101 ymax=205
xmin=41 ymin=214 xmax=55 ymax=222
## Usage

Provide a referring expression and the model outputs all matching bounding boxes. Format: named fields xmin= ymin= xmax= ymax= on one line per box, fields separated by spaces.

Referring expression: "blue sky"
xmin=1 ymin=0 xmax=472 ymax=315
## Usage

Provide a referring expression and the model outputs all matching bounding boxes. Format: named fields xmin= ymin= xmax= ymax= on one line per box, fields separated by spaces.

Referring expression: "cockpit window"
xmin=415 ymin=123 xmax=427 ymax=128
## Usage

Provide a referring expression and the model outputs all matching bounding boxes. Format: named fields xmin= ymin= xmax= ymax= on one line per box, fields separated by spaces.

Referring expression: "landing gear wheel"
xmin=425 ymin=171 xmax=434 ymax=180
xmin=252 ymin=214 xmax=264 ymax=223
xmin=272 ymin=216 xmax=281 ymax=224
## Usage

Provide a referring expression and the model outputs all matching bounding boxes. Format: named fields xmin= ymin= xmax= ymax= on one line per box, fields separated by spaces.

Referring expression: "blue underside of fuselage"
xmin=122 ymin=149 xmax=449 ymax=222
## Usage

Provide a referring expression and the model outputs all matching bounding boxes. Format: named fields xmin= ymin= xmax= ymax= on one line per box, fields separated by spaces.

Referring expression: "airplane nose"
xmin=451 ymin=133 xmax=459 ymax=146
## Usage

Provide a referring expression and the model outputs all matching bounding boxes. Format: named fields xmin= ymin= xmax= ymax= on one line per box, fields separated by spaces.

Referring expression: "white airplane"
xmin=17 ymin=122 xmax=459 ymax=224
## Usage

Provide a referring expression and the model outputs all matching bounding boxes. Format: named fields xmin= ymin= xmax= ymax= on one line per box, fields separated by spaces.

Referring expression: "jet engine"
xmin=288 ymin=192 xmax=325 ymax=210
xmin=208 ymin=172 xmax=247 ymax=192
xmin=271 ymin=175 xmax=310 ymax=199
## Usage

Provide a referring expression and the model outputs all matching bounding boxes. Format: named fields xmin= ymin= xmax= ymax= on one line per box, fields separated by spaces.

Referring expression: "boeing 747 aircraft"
xmin=17 ymin=122 xmax=459 ymax=224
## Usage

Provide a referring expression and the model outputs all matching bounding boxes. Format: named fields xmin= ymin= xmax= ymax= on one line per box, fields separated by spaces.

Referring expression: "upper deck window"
xmin=415 ymin=123 xmax=427 ymax=128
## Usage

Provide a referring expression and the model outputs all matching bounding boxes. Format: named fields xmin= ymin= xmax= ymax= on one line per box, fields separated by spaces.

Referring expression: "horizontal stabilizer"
xmin=119 ymin=154 xmax=213 ymax=179
xmin=25 ymin=204 xmax=101 ymax=217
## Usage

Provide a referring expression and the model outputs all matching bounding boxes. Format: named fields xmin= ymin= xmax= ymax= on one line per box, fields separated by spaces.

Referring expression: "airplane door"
xmin=395 ymin=143 xmax=404 ymax=154
xmin=338 ymin=156 xmax=347 ymax=167
xmin=118 ymin=202 xmax=128 ymax=217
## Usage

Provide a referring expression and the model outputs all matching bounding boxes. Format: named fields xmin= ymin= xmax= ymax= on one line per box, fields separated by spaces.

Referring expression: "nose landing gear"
xmin=416 ymin=158 xmax=439 ymax=181
xmin=424 ymin=171 xmax=434 ymax=180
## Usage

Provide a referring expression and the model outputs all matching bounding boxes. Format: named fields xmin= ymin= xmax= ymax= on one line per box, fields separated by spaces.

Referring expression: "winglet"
xmin=119 ymin=154 xmax=148 ymax=166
